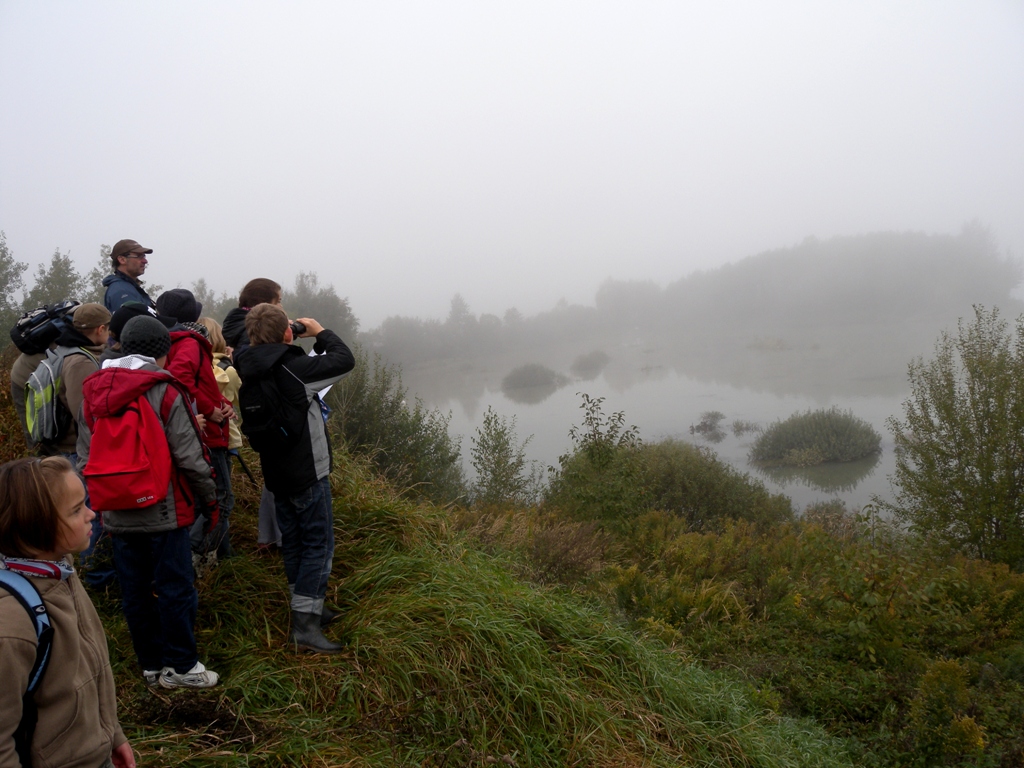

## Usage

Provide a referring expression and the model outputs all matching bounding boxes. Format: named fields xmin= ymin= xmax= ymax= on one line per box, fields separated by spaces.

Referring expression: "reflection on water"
xmin=501 ymin=363 xmax=570 ymax=404
xmin=400 ymin=343 xmax=908 ymax=513
xmin=754 ymin=453 xmax=881 ymax=494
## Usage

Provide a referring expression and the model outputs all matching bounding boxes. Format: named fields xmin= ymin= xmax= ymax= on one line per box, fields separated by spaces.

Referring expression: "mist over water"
xmin=408 ymin=356 xmax=904 ymax=513
xmin=367 ymin=229 xmax=1022 ymax=514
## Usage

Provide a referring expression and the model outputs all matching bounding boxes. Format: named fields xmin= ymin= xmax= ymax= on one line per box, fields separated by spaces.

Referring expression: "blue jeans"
xmin=274 ymin=476 xmax=334 ymax=614
xmin=112 ymin=527 xmax=198 ymax=674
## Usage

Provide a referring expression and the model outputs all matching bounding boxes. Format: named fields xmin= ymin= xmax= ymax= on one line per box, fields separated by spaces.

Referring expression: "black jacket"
xmin=222 ymin=307 xmax=249 ymax=348
xmin=236 ymin=329 xmax=354 ymax=494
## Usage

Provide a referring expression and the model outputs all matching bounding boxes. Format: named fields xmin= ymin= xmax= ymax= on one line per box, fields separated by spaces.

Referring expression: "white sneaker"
xmin=143 ymin=668 xmax=164 ymax=687
xmin=159 ymin=661 xmax=220 ymax=689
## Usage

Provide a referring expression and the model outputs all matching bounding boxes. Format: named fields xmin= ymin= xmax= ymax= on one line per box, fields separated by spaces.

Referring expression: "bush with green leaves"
xmin=0 ymin=231 xmax=27 ymax=333
xmin=880 ymin=305 xmax=1024 ymax=570
xmin=547 ymin=396 xmax=791 ymax=532
xmin=327 ymin=346 xmax=464 ymax=504
xmin=638 ymin=440 xmax=792 ymax=531
xmin=545 ymin=394 xmax=644 ymax=527
xmin=749 ymin=407 xmax=881 ymax=467
xmin=603 ymin=509 xmax=1024 ymax=766
xmin=470 ymin=406 xmax=542 ymax=507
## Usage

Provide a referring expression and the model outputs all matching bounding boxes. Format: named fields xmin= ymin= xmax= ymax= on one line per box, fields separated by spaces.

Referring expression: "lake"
xmin=403 ymin=359 xmax=909 ymax=514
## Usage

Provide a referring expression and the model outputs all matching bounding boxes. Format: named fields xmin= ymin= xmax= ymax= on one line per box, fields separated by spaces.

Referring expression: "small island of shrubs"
xmin=748 ymin=406 xmax=881 ymax=467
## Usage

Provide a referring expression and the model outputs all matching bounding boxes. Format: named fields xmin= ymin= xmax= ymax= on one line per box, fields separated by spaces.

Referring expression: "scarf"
xmin=0 ymin=554 xmax=75 ymax=581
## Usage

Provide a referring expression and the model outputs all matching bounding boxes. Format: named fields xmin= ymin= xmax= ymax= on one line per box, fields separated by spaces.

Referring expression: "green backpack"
xmin=24 ymin=346 xmax=97 ymax=445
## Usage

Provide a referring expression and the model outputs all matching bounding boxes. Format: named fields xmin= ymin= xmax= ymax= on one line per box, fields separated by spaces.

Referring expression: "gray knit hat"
xmin=120 ymin=315 xmax=172 ymax=359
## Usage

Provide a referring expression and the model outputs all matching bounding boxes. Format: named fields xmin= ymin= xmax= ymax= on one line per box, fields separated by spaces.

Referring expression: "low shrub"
xmin=327 ymin=346 xmax=465 ymax=504
xmin=638 ymin=440 xmax=793 ymax=531
xmin=749 ymin=407 xmax=881 ymax=467
xmin=548 ymin=397 xmax=792 ymax=532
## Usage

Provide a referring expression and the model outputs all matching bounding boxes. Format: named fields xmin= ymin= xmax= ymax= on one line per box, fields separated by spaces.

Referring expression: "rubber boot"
xmin=320 ymin=606 xmax=341 ymax=628
xmin=290 ymin=610 xmax=343 ymax=654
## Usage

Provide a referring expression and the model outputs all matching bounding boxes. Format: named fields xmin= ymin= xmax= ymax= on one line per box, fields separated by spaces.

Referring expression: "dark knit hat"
xmin=109 ymin=301 xmax=175 ymax=339
xmin=120 ymin=315 xmax=172 ymax=359
xmin=156 ymin=289 xmax=203 ymax=324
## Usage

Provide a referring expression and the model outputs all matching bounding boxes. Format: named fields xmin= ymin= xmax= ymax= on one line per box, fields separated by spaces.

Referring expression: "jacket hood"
xmin=222 ymin=307 xmax=248 ymax=348
xmin=236 ymin=342 xmax=298 ymax=379
xmin=82 ymin=366 xmax=175 ymax=420
xmin=170 ymin=328 xmax=214 ymax=355
xmin=56 ymin=326 xmax=104 ymax=353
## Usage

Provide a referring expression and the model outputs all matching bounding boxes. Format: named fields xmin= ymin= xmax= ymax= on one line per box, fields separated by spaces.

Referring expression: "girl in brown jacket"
xmin=0 ymin=457 xmax=135 ymax=768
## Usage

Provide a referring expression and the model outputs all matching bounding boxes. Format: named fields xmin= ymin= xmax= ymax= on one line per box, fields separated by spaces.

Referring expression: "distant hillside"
xmin=367 ymin=227 xmax=1024 ymax=400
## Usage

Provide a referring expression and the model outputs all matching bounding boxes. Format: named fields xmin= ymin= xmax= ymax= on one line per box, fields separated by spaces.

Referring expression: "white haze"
xmin=1 ymin=1 xmax=1022 ymax=328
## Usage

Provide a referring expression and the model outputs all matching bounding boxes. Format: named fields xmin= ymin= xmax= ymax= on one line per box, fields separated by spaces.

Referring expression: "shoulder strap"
xmin=0 ymin=570 xmax=52 ymax=693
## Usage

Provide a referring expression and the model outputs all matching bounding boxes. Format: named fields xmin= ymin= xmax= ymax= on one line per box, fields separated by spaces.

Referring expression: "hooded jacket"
xmin=166 ymin=330 xmax=230 ymax=449
xmin=236 ymin=329 xmax=354 ymax=495
xmin=222 ymin=307 xmax=249 ymax=349
xmin=101 ymin=271 xmax=154 ymax=313
xmin=213 ymin=352 xmax=243 ymax=449
xmin=0 ymin=567 xmax=127 ymax=768
xmin=77 ymin=360 xmax=217 ymax=533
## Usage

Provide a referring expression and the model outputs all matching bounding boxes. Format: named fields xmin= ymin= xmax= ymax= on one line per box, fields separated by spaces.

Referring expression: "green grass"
xmin=1 ymin=347 xmax=848 ymax=765
xmin=91 ymin=450 xmax=849 ymax=766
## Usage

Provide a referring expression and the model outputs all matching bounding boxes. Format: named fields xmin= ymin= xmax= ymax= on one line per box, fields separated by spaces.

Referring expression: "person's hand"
xmin=296 ymin=317 xmax=324 ymax=337
xmin=225 ymin=345 xmax=234 ymax=360
xmin=111 ymin=741 xmax=136 ymax=768
xmin=195 ymin=413 xmax=207 ymax=431
xmin=209 ymin=402 xmax=232 ymax=424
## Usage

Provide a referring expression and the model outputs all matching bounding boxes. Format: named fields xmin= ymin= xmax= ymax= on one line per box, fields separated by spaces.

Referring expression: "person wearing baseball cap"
xmin=102 ymin=239 xmax=156 ymax=313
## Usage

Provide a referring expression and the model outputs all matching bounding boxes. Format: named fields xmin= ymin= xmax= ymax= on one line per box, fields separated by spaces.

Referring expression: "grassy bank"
xmin=95 ymin=453 xmax=850 ymax=766
xmin=0 ymin=348 xmax=849 ymax=766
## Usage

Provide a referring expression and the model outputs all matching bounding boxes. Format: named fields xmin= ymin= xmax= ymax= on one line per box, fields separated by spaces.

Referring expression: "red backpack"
xmin=83 ymin=389 xmax=173 ymax=511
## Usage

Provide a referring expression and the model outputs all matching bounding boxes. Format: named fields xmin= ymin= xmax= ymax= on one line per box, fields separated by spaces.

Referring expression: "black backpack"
xmin=10 ymin=301 xmax=81 ymax=355
xmin=239 ymin=363 xmax=308 ymax=453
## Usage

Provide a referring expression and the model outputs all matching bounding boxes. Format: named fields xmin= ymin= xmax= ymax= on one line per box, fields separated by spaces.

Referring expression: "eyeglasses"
xmin=125 ymin=252 xmax=148 ymax=259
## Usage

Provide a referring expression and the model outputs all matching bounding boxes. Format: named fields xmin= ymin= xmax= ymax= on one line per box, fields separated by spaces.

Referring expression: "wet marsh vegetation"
xmin=748 ymin=407 xmax=882 ymax=468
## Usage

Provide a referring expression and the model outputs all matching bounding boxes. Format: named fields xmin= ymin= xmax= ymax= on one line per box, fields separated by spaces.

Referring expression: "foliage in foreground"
xmin=749 ymin=407 xmax=881 ymax=467
xmin=87 ymin=449 xmax=848 ymax=767
xmin=880 ymin=305 xmax=1024 ymax=570
xmin=469 ymin=405 xmax=543 ymax=507
xmin=547 ymin=395 xmax=792 ymax=532
xmin=327 ymin=345 xmax=465 ymax=504
xmin=462 ymin=499 xmax=1024 ymax=767
xmin=458 ymin=397 xmax=1024 ymax=767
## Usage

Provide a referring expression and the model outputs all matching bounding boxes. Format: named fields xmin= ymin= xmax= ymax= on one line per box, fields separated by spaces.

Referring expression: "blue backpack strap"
xmin=0 ymin=569 xmax=53 ymax=693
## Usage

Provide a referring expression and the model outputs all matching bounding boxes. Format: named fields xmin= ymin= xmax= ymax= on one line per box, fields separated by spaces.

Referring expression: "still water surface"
xmin=431 ymin=370 xmax=908 ymax=513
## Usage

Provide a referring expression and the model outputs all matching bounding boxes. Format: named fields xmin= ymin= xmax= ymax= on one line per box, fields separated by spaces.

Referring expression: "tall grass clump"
xmin=327 ymin=345 xmax=465 ymax=504
xmin=749 ymin=407 xmax=881 ymax=467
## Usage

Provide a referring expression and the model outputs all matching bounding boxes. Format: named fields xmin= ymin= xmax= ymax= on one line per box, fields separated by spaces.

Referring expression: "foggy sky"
xmin=1 ymin=1 xmax=1022 ymax=328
